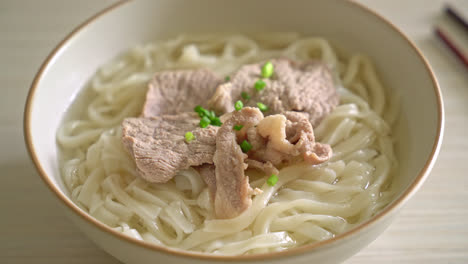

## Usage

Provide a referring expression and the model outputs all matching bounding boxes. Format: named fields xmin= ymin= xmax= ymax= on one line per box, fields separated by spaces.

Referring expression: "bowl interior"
xmin=26 ymin=0 xmax=442 ymax=257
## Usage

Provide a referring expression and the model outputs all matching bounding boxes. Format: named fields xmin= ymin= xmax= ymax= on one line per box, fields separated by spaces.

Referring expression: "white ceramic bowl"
xmin=24 ymin=0 xmax=443 ymax=263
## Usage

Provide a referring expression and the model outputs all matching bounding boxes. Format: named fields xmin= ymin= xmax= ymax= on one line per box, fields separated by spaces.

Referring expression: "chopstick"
xmin=434 ymin=5 xmax=468 ymax=71
xmin=434 ymin=27 xmax=468 ymax=69
xmin=445 ymin=5 xmax=468 ymax=34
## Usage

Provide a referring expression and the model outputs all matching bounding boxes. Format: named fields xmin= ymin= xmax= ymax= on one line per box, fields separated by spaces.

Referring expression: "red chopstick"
xmin=434 ymin=5 xmax=468 ymax=71
xmin=434 ymin=27 xmax=468 ymax=70
xmin=435 ymin=27 xmax=468 ymax=69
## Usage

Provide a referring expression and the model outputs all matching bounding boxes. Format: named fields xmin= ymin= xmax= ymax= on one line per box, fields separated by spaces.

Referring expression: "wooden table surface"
xmin=1 ymin=0 xmax=467 ymax=263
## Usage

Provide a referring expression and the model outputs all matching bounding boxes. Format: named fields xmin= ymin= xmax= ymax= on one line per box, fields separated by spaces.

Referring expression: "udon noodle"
xmin=57 ymin=33 xmax=398 ymax=255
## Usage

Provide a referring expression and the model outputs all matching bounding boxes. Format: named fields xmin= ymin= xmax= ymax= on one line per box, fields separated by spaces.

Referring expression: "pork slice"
xmin=303 ymin=143 xmax=333 ymax=164
xmin=281 ymin=60 xmax=339 ymax=126
xmin=196 ymin=164 xmax=216 ymax=202
xmin=142 ymin=69 xmax=223 ymax=117
xmin=284 ymin=112 xmax=315 ymax=146
xmin=246 ymin=126 xmax=266 ymax=151
xmin=249 ymin=113 xmax=332 ymax=166
xmin=285 ymin=113 xmax=332 ymax=164
xmin=211 ymin=108 xmax=330 ymax=219
xmin=207 ymin=59 xmax=339 ymax=126
xmin=122 ymin=113 xmax=218 ymax=183
xmin=213 ymin=107 xmax=264 ymax=219
xmin=246 ymin=159 xmax=279 ymax=177
xmin=199 ymin=160 xmax=271 ymax=207
xmin=284 ymin=111 xmax=311 ymax=143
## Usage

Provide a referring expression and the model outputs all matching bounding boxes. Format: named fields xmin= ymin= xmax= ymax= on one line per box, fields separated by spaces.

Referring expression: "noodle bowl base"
xmin=24 ymin=0 xmax=443 ymax=263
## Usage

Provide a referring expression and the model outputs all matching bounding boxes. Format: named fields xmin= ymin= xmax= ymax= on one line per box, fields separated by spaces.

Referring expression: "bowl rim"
xmin=23 ymin=0 xmax=444 ymax=261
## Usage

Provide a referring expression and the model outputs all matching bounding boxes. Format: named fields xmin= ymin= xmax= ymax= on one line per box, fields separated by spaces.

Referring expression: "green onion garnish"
xmin=200 ymin=116 xmax=211 ymax=128
xmin=185 ymin=132 xmax=195 ymax=142
xmin=195 ymin=105 xmax=210 ymax=118
xmin=194 ymin=105 xmax=204 ymax=113
xmin=241 ymin=92 xmax=251 ymax=101
xmin=254 ymin=79 xmax=266 ymax=92
xmin=211 ymin=117 xmax=222 ymax=127
xmin=233 ymin=124 xmax=244 ymax=131
xmin=235 ymin=100 xmax=243 ymax=111
xmin=195 ymin=106 xmax=222 ymax=127
xmin=257 ymin=102 xmax=269 ymax=112
xmin=261 ymin=61 xmax=274 ymax=78
xmin=225 ymin=76 xmax=230 ymax=81
xmin=240 ymin=140 xmax=253 ymax=153
xmin=206 ymin=110 xmax=216 ymax=120
xmin=267 ymin=174 xmax=278 ymax=186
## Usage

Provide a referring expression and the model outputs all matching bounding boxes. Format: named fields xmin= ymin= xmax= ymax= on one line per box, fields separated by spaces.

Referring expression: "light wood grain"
xmin=1 ymin=0 xmax=467 ymax=263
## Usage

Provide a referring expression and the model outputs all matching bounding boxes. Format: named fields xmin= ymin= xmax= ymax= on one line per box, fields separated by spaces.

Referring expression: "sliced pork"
xmin=122 ymin=107 xmax=332 ymax=218
xmin=142 ymin=69 xmax=223 ymax=117
xmin=245 ymin=159 xmax=279 ymax=177
xmin=210 ymin=107 xmax=332 ymax=219
xmin=207 ymin=59 xmax=339 ymax=126
xmin=249 ymin=113 xmax=332 ymax=166
xmin=196 ymin=164 xmax=216 ymax=201
xmin=123 ymin=58 xmax=338 ymax=219
xmin=122 ymin=113 xmax=218 ymax=183
xmin=212 ymin=107 xmax=263 ymax=219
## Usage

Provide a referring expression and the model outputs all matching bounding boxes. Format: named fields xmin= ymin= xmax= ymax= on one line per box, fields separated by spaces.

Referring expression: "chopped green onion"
xmin=200 ymin=109 xmax=210 ymax=118
xmin=206 ymin=110 xmax=216 ymax=120
xmin=261 ymin=61 xmax=274 ymax=78
xmin=211 ymin=117 xmax=222 ymax=126
xmin=254 ymin=79 xmax=266 ymax=92
xmin=200 ymin=116 xmax=211 ymax=128
xmin=235 ymin=100 xmax=244 ymax=111
xmin=233 ymin=124 xmax=244 ymax=131
xmin=241 ymin=92 xmax=251 ymax=101
xmin=194 ymin=105 xmax=209 ymax=118
xmin=185 ymin=132 xmax=195 ymax=142
xmin=267 ymin=174 xmax=278 ymax=186
xmin=194 ymin=105 xmax=204 ymax=113
xmin=225 ymin=76 xmax=230 ymax=81
xmin=195 ymin=106 xmax=222 ymax=128
xmin=195 ymin=105 xmax=218 ymax=120
xmin=240 ymin=140 xmax=252 ymax=153
xmin=257 ymin=102 xmax=269 ymax=112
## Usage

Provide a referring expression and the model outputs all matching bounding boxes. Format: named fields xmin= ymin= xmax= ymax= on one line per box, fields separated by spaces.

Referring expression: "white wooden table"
xmin=1 ymin=0 xmax=467 ymax=263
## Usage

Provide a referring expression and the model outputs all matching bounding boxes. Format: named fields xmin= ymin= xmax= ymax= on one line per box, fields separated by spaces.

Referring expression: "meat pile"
xmin=121 ymin=59 xmax=339 ymax=219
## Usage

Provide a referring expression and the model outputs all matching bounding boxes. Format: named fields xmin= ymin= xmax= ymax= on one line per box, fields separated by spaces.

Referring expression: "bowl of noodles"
xmin=24 ymin=0 xmax=443 ymax=263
